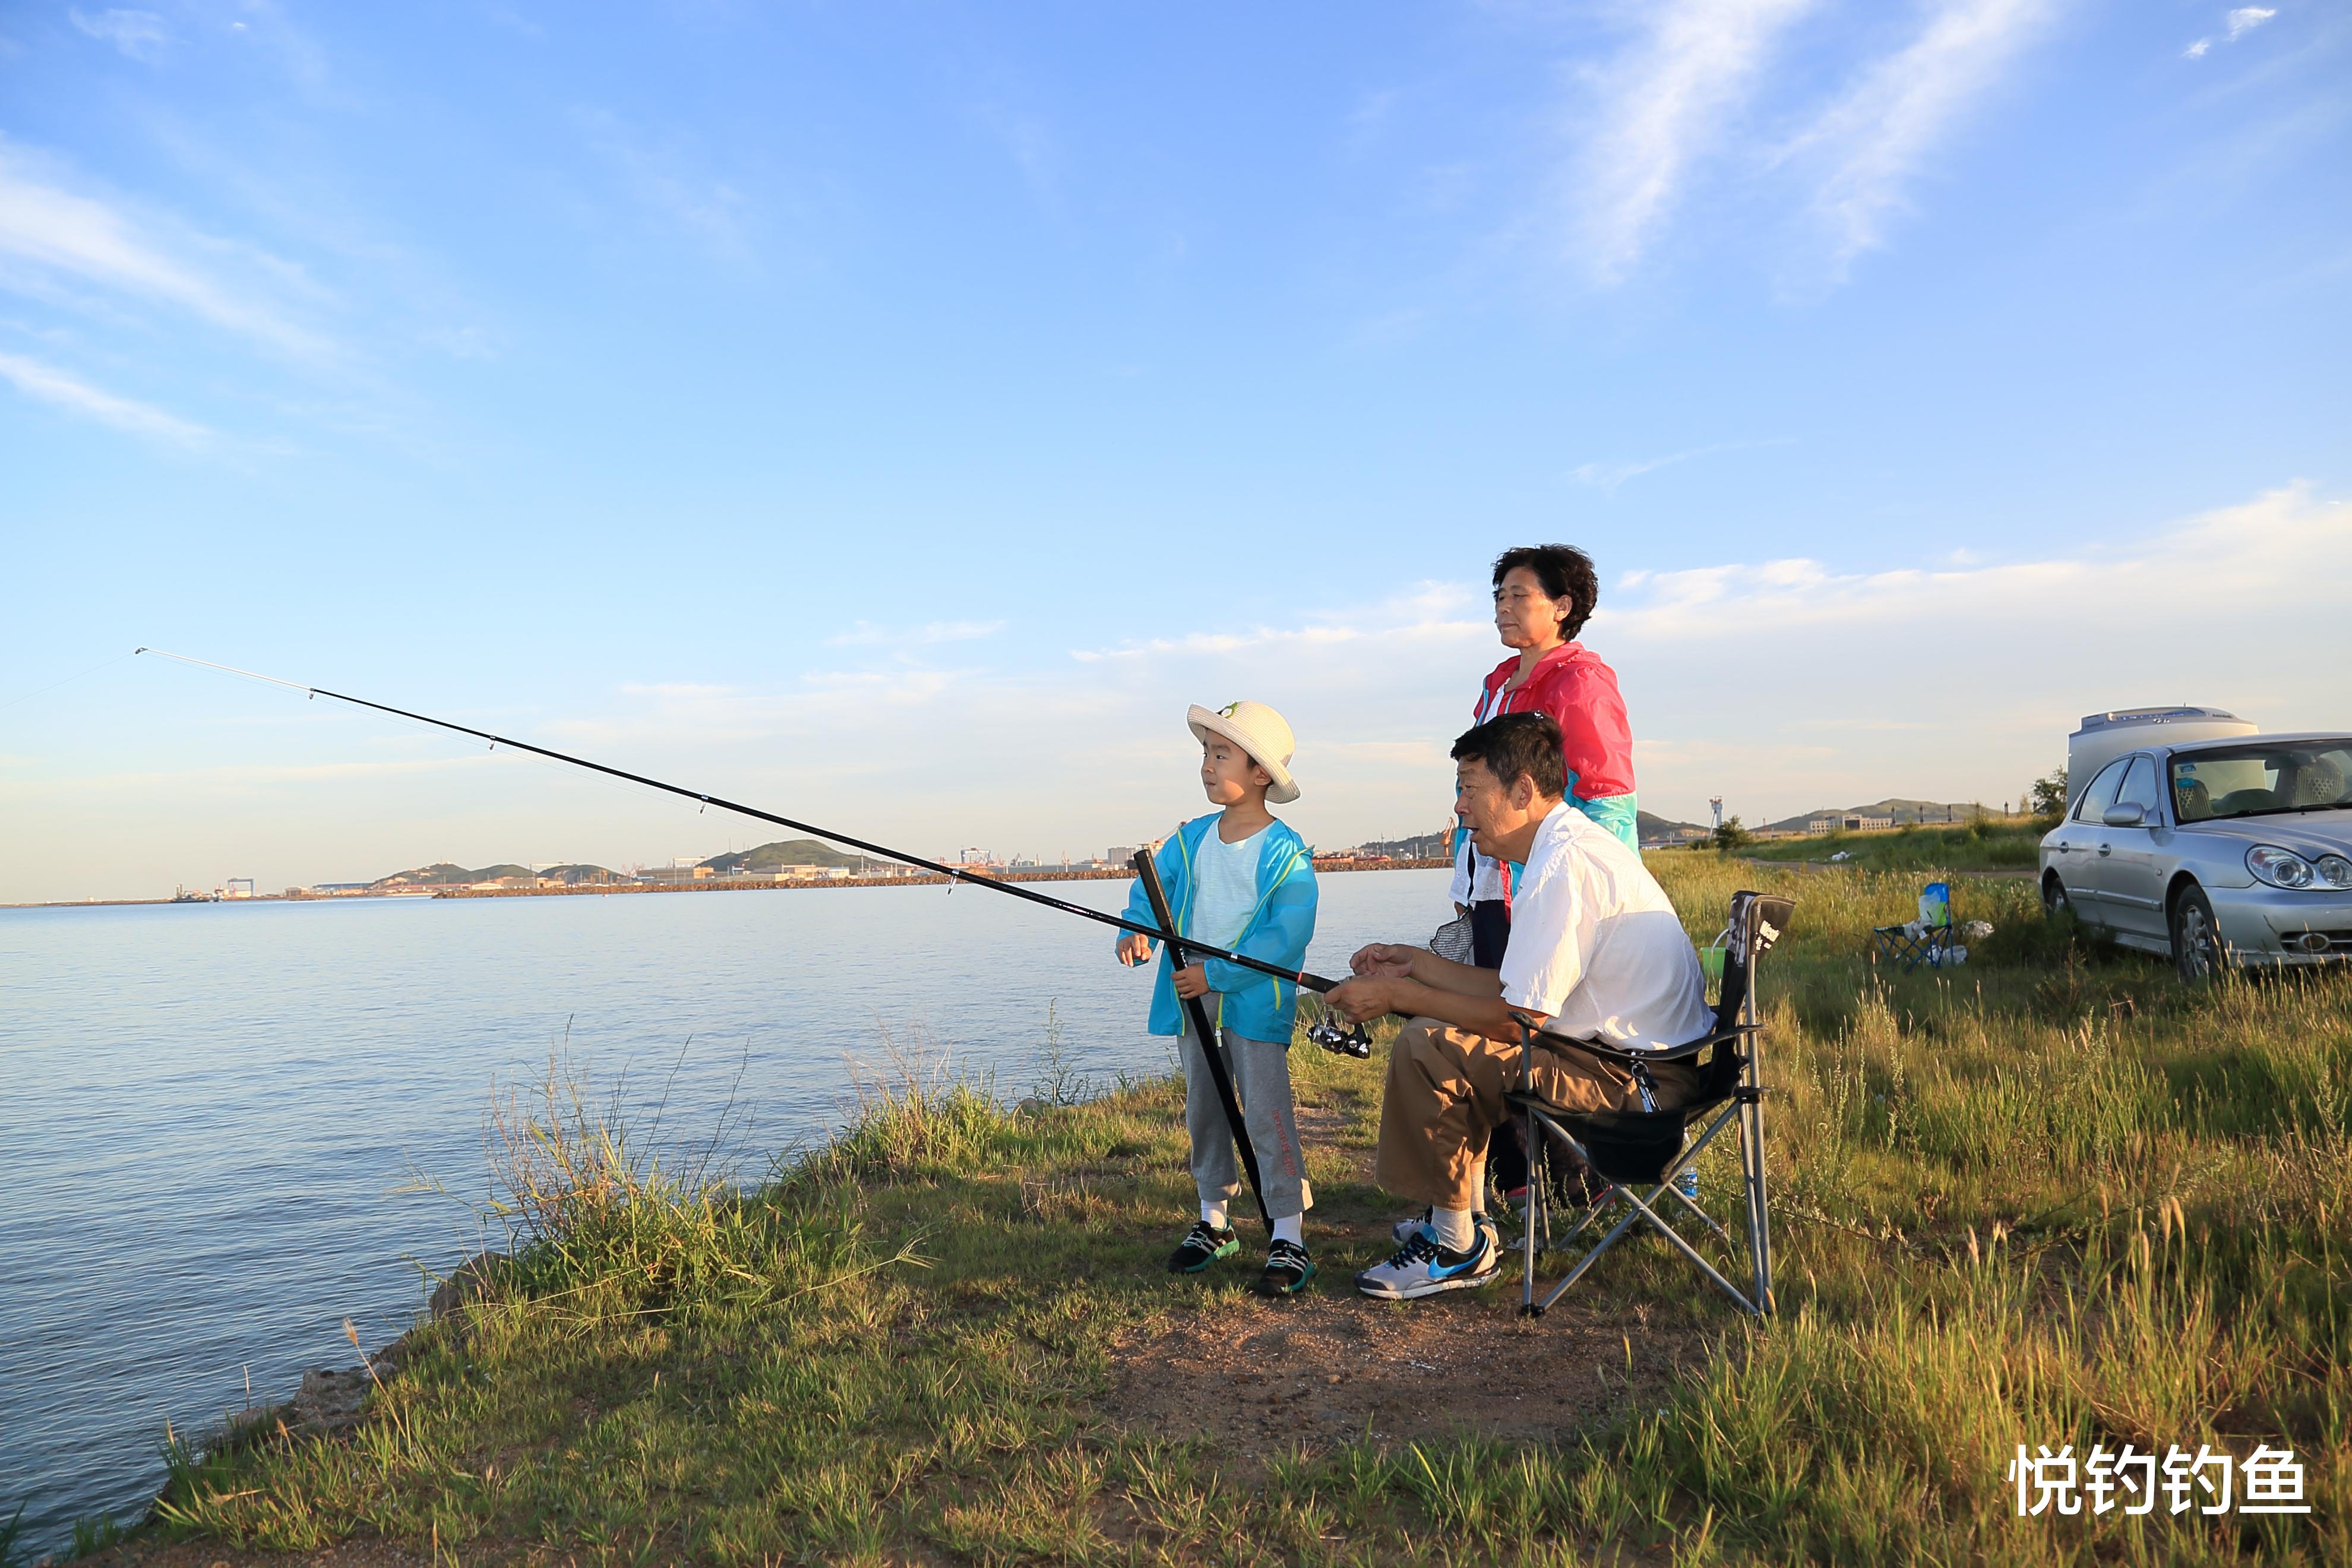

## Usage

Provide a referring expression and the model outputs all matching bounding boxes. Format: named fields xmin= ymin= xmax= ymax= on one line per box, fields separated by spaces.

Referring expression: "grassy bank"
xmin=1734 ymin=820 xmax=2045 ymax=873
xmin=75 ymin=854 xmax=2350 ymax=1566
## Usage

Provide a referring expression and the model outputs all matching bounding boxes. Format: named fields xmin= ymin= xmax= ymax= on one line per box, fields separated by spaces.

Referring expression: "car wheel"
xmin=2041 ymin=874 xmax=2072 ymax=918
xmin=2170 ymin=884 xmax=2229 ymax=984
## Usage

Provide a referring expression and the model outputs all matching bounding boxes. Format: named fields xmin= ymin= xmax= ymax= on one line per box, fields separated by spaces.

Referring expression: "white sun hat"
xmin=1187 ymin=700 xmax=1301 ymax=804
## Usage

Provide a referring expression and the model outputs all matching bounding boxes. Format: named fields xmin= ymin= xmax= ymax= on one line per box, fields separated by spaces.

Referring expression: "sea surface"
xmin=0 ymin=869 xmax=1451 ymax=1550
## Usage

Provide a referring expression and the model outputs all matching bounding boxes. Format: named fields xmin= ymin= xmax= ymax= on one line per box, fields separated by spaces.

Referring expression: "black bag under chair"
xmin=1506 ymin=890 xmax=1795 ymax=1318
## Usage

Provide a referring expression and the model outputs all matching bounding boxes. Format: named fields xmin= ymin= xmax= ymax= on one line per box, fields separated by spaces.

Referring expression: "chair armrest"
xmin=1525 ymin=1020 xmax=1760 ymax=1068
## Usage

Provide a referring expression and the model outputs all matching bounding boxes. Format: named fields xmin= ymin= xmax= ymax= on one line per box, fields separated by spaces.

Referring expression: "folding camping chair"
xmin=1873 ymin=880 xmax=1958 ymax=972
xmin=1506 ymin=890 xmax=1795 ymax=1319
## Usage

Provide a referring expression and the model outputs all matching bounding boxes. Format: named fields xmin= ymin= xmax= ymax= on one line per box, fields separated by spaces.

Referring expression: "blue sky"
xmin=3 ymin=1 xmax=2347 ymax=903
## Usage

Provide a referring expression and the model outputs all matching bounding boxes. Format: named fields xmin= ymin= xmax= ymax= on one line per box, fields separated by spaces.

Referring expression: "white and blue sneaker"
xmin=1355 ymin=1226 xmax=1501 ymax=1301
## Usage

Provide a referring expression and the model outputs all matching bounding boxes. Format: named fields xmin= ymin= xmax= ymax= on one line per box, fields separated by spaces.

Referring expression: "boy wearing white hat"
xmin=1115 ymin=700 xmax=1322 ymax=1297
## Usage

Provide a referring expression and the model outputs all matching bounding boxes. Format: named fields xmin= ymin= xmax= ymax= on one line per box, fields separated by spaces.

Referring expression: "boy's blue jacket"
xmin=1120 ymin=814 xmax=1318 ymax=1043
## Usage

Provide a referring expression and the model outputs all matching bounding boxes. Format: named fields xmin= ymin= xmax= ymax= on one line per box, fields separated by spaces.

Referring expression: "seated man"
xmin=1326 ymin=710 xmax=1713 ymax=1301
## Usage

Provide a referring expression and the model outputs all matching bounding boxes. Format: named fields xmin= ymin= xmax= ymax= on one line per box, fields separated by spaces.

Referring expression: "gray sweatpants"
xmin=1179 ymin=1023 xmax=1313 ymax=1219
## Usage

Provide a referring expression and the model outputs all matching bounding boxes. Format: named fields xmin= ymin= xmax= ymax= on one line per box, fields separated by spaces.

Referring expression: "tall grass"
xmin=1741 ymin=820 xmax=2045 ymax=871
xmin=140 ymin=853 xmax=2347 ymax=1564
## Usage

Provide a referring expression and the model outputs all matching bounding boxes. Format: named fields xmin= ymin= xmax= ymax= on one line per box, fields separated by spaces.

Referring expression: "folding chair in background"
xmin=1873 ymin=880 xmax=1958 ymax=972
xmin=1506 ymin=890 xmax=1796 ymax=1319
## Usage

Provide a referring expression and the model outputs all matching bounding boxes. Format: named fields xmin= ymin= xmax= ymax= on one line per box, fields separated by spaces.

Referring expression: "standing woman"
xmin=1450 ymin=543 xmax=1639 ymax=1204
xmin=1450 ymin=543 xmax=1638 ymax=961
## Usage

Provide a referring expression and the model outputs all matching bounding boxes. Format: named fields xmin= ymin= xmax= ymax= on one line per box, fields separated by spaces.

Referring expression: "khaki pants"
xmin=1374 ymin=1017 xmax=1699 ymax=1212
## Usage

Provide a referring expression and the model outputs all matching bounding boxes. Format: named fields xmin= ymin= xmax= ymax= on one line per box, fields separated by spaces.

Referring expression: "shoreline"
xmin=2 ymin=858 xmax=1453 ymax=912
xmin=431 ymin=856 xmax=1453 ymax=898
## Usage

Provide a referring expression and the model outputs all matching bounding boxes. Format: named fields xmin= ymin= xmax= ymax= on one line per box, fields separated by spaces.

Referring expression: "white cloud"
xmin=68 ymin=7 xmax=167 ymax=62
xmin=1573 ymin=0 xmax=1820 ymax=283
xmin=1779 ymin=0 xmax=2060 ymax=271
xmin=1601 ymin=484 xmax=2348 ymax=641
xmin=574 ymin=109 xmax=750 ymax=259
xmin=1070 ymin=586 xmax=1484 ymax=664
xmin=0 ymin=349 xmax=208 ymax=444
xmin=2226 ymin=8 xmax=2278 ymax=43
xmin=1061 ymin=485 xmax=2350 ymax=828
xmin=0 ymin=140 xmax=331 ymax=358
xmin=1572 ymin=437 xmax=1791 ymax=490
xmin=2189 ymin=6 xmax=2278 ymax=58
xmin=1595 ymin=484 xmax=2351 ymax=819
xmin=11 ymin=488 xmax=2341 ymax=899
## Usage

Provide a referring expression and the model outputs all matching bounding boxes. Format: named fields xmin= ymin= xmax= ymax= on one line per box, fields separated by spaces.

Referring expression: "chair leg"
xmin=1736 ymin=1089 xmax=1774 ymax=1315
xmin=1612 ymin=1186 xmax=1760 ymax=1316
xmin=1537 ymin=1187 xmax=1759 ymax=1317
xmin=1537 ymin=1203 xmax=1645 ymax=1311
xmin=1737 ymin=1098 xmax=1762 ymax=1305
xmin=1525 ymin=1109 xmax=1610 ymax=1249
xmin=1654 ymin=1102 xmax=1740 ymax=1243
xmin=1520 ymin=1105 xmax=1541 ymax=1316
xmin=1665 ymin=1178 xmax=1728 ymax=1240
xmin=1750 ymin=1093 xmax=1775 ymax=1314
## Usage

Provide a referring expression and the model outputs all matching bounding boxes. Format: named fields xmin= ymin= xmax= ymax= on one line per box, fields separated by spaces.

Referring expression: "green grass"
xmin=118 ymin=855 xmax=2347 ymax=1566
xmin=1737 ymin=820 xmax=2047 ymax=873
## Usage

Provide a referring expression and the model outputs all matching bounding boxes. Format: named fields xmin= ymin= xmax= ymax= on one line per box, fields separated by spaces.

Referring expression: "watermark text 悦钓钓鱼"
xmin=2009 ymin=1443 xmax=2309 ymax=1518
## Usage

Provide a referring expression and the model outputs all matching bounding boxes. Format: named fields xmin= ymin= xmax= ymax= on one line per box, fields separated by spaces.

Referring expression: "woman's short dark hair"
xmin=1452 ymin=712 xmax=1566 ymax=800
xmin=1491 ymin=545 xmax=1598 ymax=640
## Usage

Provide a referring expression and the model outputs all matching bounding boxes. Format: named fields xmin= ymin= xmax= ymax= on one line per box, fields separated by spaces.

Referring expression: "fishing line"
xmin=132 ymin=648 xmax=701 ymax=830
xmin=134 ymin=646 xmax=1363 ymax=1003
xmin=0 ymin=650 xmax=137 ymax=716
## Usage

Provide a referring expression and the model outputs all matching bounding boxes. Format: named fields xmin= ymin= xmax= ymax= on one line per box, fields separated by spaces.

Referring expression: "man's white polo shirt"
xmin=1497 ymin=803 xmax=1713 ymax=1051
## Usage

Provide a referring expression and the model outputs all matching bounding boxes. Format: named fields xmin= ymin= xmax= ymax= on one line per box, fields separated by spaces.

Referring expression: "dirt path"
xmin=1099 ymin=1291 xmax=1692 ymax=1464
xmin=1098 ymin=1089 xmax=1709 ymax=1466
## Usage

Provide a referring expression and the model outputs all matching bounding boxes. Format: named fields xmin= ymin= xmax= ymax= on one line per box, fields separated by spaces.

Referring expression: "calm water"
xmin=0 ymin=870 xmax=1449 ymax=1548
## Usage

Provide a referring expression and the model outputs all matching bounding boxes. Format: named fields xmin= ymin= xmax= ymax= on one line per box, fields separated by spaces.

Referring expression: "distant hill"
xmin=1761 ymin=798 xmax=1996 ymax=833
xmin=700 ymin=838 xmax=865 ymax=874
xmin=1357 ymin=832 xmax=1449 ymax=859
xmin=1367 ymin=815 xmax=1709 ymax=853
xmin=372 ymin=862 xmax=534 ymax=889
xmin=536 ymin=864 xmax=624 ymax=886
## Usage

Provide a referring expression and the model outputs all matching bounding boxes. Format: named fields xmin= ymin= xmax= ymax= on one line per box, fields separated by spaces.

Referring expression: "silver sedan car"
xmin=2040 ymin=732 xmax=2352 ymax=981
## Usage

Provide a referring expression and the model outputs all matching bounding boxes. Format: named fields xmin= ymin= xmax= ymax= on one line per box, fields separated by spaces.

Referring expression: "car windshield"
xmin=2171 ymin=740 xmax=2352 ymax=822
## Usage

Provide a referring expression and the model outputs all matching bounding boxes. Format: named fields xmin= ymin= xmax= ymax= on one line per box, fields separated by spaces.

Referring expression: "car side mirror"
xmin=2103 ymin=803 xmax=2146 ymax=827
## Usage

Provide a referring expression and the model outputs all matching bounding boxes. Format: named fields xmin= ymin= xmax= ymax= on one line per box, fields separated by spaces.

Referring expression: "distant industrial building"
xmin=639 ymin=858 xmax=716 ymax=884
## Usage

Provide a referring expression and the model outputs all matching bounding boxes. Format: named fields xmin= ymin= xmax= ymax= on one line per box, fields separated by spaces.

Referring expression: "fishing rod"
xmin=132 ymin=646 xmax=1374 ymax=1055
xmin=1133 ymin=850 xmax=1270 ymax=1232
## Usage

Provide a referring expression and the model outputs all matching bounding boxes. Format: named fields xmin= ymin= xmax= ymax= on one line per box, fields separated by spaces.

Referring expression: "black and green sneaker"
xmin=1166 ymin=1219 xmax=1240 ymax=1274
xmin=1253 ymin=1238 xmax=1315 ymax=1297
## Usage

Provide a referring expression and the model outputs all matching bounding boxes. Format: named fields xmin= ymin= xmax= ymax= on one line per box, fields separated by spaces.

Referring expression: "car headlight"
xmin=2248 ymin=845 xmax=2320 ymax=889
xmin=2319 ymin=854 xmax=2352 ymax=890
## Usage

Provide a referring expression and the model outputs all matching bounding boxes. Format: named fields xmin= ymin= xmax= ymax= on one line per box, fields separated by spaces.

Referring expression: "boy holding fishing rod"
xmin=1116 ymin=701 xmax=1321 ymax=1297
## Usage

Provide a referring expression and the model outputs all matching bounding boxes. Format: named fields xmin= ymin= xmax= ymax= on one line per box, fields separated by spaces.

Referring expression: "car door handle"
xmin=2097 ymin=843 xmax=2112 ymax=856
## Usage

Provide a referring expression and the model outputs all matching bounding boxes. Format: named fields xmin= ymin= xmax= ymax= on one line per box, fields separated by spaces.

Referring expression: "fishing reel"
xmin=1306 ymin=1017 xmax=1373 ymax=1059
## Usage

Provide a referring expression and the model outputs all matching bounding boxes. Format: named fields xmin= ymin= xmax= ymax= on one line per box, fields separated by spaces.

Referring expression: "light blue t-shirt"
xmin=1189 ymin=826 xmax=1265 ymax=952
